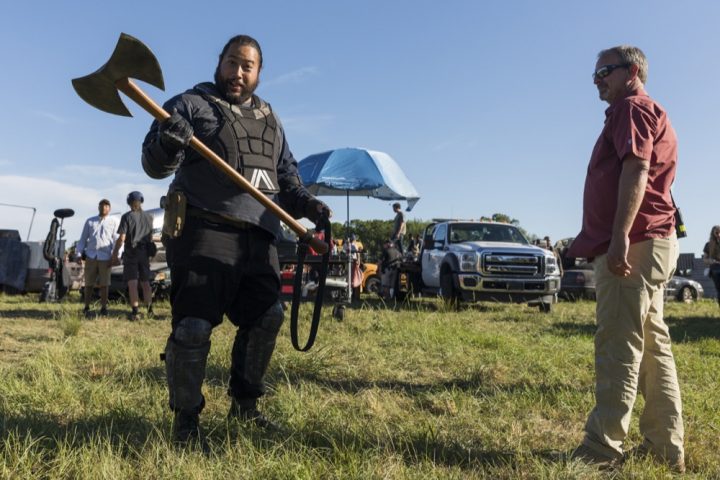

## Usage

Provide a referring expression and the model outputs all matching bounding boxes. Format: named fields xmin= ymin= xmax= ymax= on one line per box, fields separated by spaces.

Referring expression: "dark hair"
xmin=218 ymin=35 xmax=263 ymax=67
xmin=392 ymin=202 xmax=401 ymax=209
xmin=99 ymin=199 xmax=111 ymax=206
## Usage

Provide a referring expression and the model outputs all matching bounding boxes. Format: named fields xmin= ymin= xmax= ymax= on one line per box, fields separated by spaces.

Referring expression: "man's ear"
xmin=628 ymin=63 xmax=640 ymax=81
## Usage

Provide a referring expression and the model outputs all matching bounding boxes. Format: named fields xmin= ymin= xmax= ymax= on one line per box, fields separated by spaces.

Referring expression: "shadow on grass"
xmin=274 ymin=369 xmax=592 ymax=399
xmin=549 ymin=322 xmax=597 ymax=338
xmin=0 ymin=308 xmax=60 ymax=320
xmin=666 ymin=315 xmax=720 ymax=342
xmin=295 ymin=426 xmax=522 ymax=470
xmin=274 ymin=416 xmax=567 ymax=472
xmin=351 ymin=296 xmax=509 ymax=313
xmin=0 ymin=387 xmax=566 ymax=472
xmin=0 ymin=406 xmax=169 ymax=453
xmin=549 ymin=316 xmax=720 ymax=343
xmin=346 ymin=296 xmax=441 ymax=312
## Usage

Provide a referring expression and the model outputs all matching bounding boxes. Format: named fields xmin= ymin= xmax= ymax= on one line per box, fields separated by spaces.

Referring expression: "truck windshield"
xmin=448 ymin=224 xmax=528 ymax=244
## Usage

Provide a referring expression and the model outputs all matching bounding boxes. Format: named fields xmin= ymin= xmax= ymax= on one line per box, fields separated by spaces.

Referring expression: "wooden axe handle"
xmin=115 ymin=77 xmax=328 ymax=254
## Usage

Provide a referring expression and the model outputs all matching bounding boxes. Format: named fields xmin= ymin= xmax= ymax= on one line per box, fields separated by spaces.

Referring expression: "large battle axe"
xmin=72 ymin=33 xmax=328 ymax=254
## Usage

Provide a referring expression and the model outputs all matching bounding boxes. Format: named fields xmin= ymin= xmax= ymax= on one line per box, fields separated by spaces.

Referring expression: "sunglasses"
xmin=592 ymin=63 xmax=630 ymax=81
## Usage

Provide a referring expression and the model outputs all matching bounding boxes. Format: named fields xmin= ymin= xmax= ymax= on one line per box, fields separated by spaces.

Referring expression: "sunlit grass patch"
xmin=0 ymin=293 xmax=718 ymax=478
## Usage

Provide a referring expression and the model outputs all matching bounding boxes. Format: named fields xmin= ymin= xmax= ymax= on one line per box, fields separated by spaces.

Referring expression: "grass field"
xmin=0 ymin=292 xmax=718 ymax=479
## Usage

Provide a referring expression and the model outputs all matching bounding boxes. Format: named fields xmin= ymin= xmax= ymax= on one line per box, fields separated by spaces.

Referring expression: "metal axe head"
xmin=72 ymin=33 xmax=165 ymax=117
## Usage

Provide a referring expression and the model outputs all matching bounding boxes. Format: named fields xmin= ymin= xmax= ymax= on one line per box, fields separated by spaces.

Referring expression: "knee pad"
xmin=174 ymin=316 xmax=212 ymax=347
xmin=164 ymin=331 xmax=211 ymax=413
xmin=258 ymin=302 xmax=284 ymax=334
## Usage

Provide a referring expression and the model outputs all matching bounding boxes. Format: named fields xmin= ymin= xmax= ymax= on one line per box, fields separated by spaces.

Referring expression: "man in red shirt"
xmin=568 ymin=46 xmax=684 ymax=473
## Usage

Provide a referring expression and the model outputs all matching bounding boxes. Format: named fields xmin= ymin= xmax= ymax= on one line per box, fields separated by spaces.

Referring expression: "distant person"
xmin=703 ymin=225 xmax=720 ymax=307
xmin=406 ymin=234 xmax=419 ymax=257
xmin=391 ymin=202 xmax=406 ymax=253
xmin=567 ymin=46 xmax=684 ymax=472
xmin=76 ymin=198 xmax=119 ymax=318
xmin=346 ymin=234 xmax=363 ymax=300
xmin=411 ymin=234 xmax=422 ymax=261
xmin=379 ymin=238 xmax=402 ymax=300
xmin=111 ymin=191 xmax=155 ymax=321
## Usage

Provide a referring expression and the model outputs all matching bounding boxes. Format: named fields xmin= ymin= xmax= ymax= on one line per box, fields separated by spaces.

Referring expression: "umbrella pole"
xmin=346 ymin=190 xmax=352 ymax=304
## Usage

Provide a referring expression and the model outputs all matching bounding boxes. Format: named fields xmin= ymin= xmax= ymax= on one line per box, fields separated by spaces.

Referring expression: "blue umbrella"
xmin=298 ymin=147 xmax=420 ymax=211
xmin=298 ymin=147 xmax=420 ymax=303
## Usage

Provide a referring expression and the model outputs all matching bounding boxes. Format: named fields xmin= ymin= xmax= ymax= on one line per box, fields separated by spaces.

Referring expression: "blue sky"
xmin=0 ymin=0 xmax=717 ymax=256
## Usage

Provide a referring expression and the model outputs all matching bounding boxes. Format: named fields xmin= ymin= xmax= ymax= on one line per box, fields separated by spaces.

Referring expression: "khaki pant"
xmin=583 ymin=236 xmax=684 ymax=462
xmin=84 ymin=258 xmax=112 ymax=287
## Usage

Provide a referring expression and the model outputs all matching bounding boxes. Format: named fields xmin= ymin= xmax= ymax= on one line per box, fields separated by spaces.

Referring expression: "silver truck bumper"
xmin=456 ymin=273 xmax=560 ymax=294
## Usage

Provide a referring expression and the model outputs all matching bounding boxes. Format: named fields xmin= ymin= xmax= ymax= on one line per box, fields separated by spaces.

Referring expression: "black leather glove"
xmin=305 ymin=198 xmax=331 ymax=224
xmin=158 ymin=109 xmax=193 ymax=151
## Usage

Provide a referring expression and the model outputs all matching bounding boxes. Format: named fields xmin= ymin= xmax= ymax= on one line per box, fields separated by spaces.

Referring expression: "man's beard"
xmin=214 ymin=68 xmax=258 ymax=105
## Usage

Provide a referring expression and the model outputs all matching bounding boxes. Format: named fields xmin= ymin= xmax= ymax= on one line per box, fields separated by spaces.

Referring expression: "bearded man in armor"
xmin=141 ymin=34 xmax=330 ymax=445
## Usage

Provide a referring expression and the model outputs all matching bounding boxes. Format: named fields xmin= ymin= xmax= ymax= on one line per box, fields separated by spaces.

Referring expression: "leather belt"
xmin=186 ymin=206 xmax=255 ymax=230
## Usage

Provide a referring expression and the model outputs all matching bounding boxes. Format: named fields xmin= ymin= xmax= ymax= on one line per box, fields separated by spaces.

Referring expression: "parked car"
xmin=665 ymin=276 xmax=703 ymax=303
xmin=559 ymin=267 xmax=596 ymax=301
xmin=561 ymin=268 xmax=703 ymax=304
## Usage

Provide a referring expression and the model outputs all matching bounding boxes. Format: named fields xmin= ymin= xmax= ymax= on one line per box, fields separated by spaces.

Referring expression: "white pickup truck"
xmin=406 ymin=220 xmax=561 ymax=312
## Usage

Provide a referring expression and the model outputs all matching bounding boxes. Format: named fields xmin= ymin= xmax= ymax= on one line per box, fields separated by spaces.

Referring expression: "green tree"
xmin=490 ymin=213 xmax=536 ymax=242
xmin=329 ymin=218 xmax=431 ymax=262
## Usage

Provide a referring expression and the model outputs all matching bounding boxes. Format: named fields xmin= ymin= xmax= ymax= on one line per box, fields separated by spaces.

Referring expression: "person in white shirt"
xmin=76 ymin=199 xmax=119 ymax=318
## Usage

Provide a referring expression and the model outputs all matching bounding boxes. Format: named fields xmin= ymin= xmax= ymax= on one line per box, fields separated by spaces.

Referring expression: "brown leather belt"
xmin=186 ymin=206 xmax=256 ymax=230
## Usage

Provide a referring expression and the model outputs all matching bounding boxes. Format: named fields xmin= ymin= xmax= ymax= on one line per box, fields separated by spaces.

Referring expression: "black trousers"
xmin=166 ymin=214 xmax=281 ymax=399
xmin=710 ymin=266 xmax=720 ymax=303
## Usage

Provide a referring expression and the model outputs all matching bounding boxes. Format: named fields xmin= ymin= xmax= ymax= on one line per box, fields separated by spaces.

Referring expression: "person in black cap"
xmin=112 ymin=191 xmax=155 ymax=321
xmin=140 ymin=34 xmax=331 ymax=446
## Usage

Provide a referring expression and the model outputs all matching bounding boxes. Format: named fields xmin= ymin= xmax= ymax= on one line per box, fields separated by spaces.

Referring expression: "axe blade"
xmin=71 ymin=33 xmax=165 ymax=117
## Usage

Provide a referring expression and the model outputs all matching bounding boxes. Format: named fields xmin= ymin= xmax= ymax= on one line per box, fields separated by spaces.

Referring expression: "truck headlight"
xmin=545 ymin=256 xmax=559 ymax=275
xmin=460 ymin=252 xmax=478 ymax=272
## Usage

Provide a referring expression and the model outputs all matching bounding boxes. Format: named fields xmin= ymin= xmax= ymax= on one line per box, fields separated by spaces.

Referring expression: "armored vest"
xmin=194 ymin=83 xmax=280 ymax=193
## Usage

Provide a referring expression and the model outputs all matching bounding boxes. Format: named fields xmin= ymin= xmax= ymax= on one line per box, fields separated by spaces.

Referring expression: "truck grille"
xmin=482 ymin=253 xmax=542 ymax=276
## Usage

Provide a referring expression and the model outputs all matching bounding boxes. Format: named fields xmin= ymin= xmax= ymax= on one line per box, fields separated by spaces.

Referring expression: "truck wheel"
xmin=440 ymin=272 xmax=460 ymax=309
xmin=538 ymin=302 xmax=552 ymax=313
xmin=678 ymin=286 xmax=694 ymax=303
xmin=332 ymin=305 xmax=345 ymax=321
xmin=364 ymin=276 xmax=381 ymax=295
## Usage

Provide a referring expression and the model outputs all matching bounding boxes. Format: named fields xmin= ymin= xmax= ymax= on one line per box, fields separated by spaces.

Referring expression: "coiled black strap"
xmin=289 ymin=216 xmax=332 ymax=351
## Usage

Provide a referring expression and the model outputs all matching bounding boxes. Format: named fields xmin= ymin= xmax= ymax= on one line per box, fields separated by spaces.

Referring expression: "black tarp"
xmin=0 ymin=238 xmax=30 ymax=291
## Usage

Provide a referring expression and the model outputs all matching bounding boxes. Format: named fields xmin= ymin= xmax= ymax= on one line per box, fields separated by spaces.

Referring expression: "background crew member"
xmin=703 ymin=225 xmax=720 ymax=307
xmin=112 ymin=191 xmax=155 ymax=321
xmin=390 ymin=202 xmax=406 ymax=253
xmin=76 ymin=198 xmax=118 ymax=318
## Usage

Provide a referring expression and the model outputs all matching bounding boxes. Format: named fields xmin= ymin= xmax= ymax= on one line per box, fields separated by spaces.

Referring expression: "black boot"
xmin=172 ymin=410 xmax=207 ymax=449
xmin=228 ymin=398 xmax=280 ymax=430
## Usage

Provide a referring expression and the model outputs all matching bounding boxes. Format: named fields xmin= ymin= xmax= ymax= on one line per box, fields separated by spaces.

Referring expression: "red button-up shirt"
xmin=568 ymin=88 xmax=677 ymax=258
